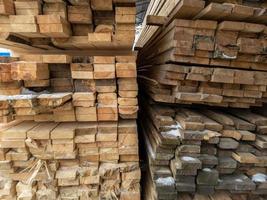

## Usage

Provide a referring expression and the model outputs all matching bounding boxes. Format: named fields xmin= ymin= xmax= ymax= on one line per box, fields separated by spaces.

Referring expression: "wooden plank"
xmin=27 ymin=122 xmax=59 ymax=139
xmin=91 ymin=0 xmax=113 ymax=11
xmin=2 ymin=121 xmax=38 ymax=140
xmin=50 ymin=122 xmax=77 ymax=139
xmin=38 ymin=93 xmax=72 ymax=107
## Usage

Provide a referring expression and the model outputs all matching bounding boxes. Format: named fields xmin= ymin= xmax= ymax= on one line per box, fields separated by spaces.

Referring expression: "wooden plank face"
xmin=93 ymin=64 xmax=115 ymax=79
xmin=68 ymin=5 xmax=92 ymax=24
xmin=0 ymin=0 xmax=15 ymax=15
xmin=27 ymin=122 xmax=59 ymax=139
xmin=2 ymin=121 xmax=39 ymax=139
xmin=50 ymin=122 xmax=77 ymax=139
xmin=38 ymin=94 xmax=70 ymax=107
xmin=91 ymin=0 xmax=113 ymax=11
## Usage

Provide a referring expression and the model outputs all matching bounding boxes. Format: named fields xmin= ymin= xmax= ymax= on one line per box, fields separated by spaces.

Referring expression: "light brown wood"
xmin=0 ymin=0 xmax=140 ymax=199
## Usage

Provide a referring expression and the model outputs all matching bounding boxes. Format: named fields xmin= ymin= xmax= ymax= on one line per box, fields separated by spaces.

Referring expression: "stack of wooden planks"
xmin=139 ymin=62 xmax=267 ymax=108
xmin=0 ymin=66 xmax=140 ymax=198
xmin=0 ymin=0 xmax=136 ymax=52
xmin=0 ymin=52 xmax=140 ymax=197
xmin=137 ymin=2 xmax=267 ymax=109
xmin=140 ymin=99 xmax=267 ymax=200
xmin=136 ymin=0 xmax=267 ymax=109
xmin=140 ymin=20 xmax=267 ymax=69
xmin=135 ymin=0 xmax=267 ymax=49
xmin=0 ymin=56 xmax=21 ymax=96
xmin=0 ymin=54 xmax=138 ymax=122
xmin=139 ymin=20 xmax=267 ymax=70
xmin=0 ymin=120 xmax=140 ymax=199
xmin=0 ymin=56 xmax=20 ymax=123
xmin=137 ymin=0 xmax=267 ymax=199
xmin=0 ymin=1 xmax=140 ymax=199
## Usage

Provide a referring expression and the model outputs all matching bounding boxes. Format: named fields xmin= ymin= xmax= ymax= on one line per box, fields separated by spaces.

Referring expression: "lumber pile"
xmin=0 ymin=56 xmax=20 ymax=123
xmin=0 ymin=56 xmax=20 ymax=95
xmin=137 ymin=3 xmax=267 ymax=108
xmin=0 ymin=0 xmax=136 ymax=52
xmin=0 ymin=54 xmax=138 ymax=122
xmin=0 ymin=54 xmax=140 ymax=198
xmin=0 ymin=54 xmax=140 ymax=199
xmin=137 ymin=0 xmax=267 ymax=199
xmin=139 ymin=62 xmax=267 ymax=108
xmin=206 ymin=0 xmax=267 ymax=8
xmin=0 ymin=1 xmax=140 ymax=199
xmin=135 ymin=0 xmax=267 ymax=49
xmin=140 ymin=100 xmax=267 ymax=199
xmin=0 ymin=120 xmax=140 ymax=199
xmin=139 ymin=20 xmax=267 ymax=70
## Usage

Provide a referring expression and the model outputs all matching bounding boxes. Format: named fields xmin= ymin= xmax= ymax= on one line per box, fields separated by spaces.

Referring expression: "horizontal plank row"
xmin=0 ymin=0 xmax=136 ymax=52
xmin=139 ymin=64 xmax=267 ymax=108
xmin=139 ymin=19 xmax=267 ymax=71
xmin=140 ymin=99 xmax=267 ymax=199
xmin=0 ymin=54 xmax=138 ymax=123
xmin=136 ymin=0 xmax=267 ymax=49
xmin=0 ymin=119 xmax=140 ymax=199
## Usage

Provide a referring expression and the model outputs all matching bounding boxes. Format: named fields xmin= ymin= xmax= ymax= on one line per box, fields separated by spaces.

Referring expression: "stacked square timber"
xmin=9 ymin=15 xmax=44 ymax=38
xmin=69 ymin=3 xmax=93 ymax=36
xmin=206 ymin=0 xmax=267 ymax=7
xmin=43 ymin=0 xmax=67 ymax=19
xmin=37 ymin=14 xmax=72 ymax=38
xmin=0 ymin=54 xmax=138 ymax=122
xmin=0 ymin=54 xmax=140 ymax=199
xmin=0 ymin=95 xmax=12 ymax=123
xmin=136 ymin=0 xmax=267 ymax=199
xmin=14 ymin=0 xmax=42 ymax=16
xmin=0 ymin=0 xmax=136 ymax=51
xmin=0 ymin=56 xmax=21 ymax=95
xmin=135 ymin=0 xmax=267 ymax=49
xmin=139 ymin=19 xmax=267 ymax=70
xmin=137 ymin=19 xmax=267 ymax=108
xmin=116 ymin=56 xmax=138 ymax=119
xmin=73 ymin=92 xmax=97 ymax=122
xmin=137 ymin=3 xmax=267 ymax=198
xmin=136 ymin=1 xmax=267 ymax=108
xmin=0 ymin=57 xmax=20 ymax=123
xmin=13 ymin=54 xmax=72 ymax=92
xmin=0 ymin=2 xmax=140 ymax=200
xmin=0 ymin=54 xmax=135 ymax=122
xmin=140 ymin=100 xmax=267 ymax=199
xmin=0 ymin=120 xmax=140 ymax=199
xmin=3 ymin=58 xmax=138 ymax=122
xmin=195 ymin=1 xmax=267 ymax=23
xmin=11 ymin=62 xmax=49 ymax=82
xmin=139 ymin=63 xmax=267 ymax=108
